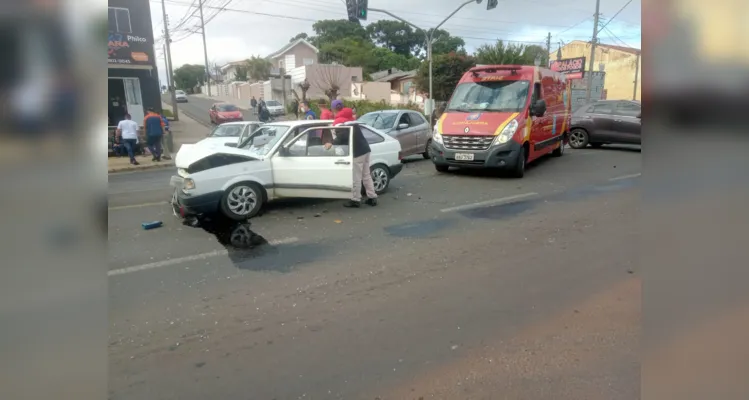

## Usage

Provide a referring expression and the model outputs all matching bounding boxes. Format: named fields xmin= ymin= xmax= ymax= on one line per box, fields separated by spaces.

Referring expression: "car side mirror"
xmin=397 ymin=123 xmax=409 ymax=130
xmin=531 ymin=99 xmax=546 ymax=117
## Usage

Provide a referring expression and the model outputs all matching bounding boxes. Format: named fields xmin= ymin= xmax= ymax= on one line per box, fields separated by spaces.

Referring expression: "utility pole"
xmin=545 ymin=32 xmax=552 ymax=67
xmin=161 ymin=0 xmax=179 ymax=120
xmin=198 ymin=0 xmax=211 ymax=96
xmin=280 ymin=65 xmax=287 ymax=110
xmin=632 ymin=51 xmax=640 ymax=100
xmin=585 ymin=0 xmax=601 ymax=102
xmin=367 ymin=0 xmax=485 ymax=127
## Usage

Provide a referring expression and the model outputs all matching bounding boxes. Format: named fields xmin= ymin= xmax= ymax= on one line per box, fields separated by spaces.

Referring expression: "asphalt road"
xmin=162 ymin=94 xmax=257 ymax=127
xmin=108 ymin=146 xmax=641 ymax=399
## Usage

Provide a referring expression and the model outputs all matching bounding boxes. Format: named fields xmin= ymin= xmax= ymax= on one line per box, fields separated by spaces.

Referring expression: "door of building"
xmin=122 ymin=78 xmax=144 ymax=126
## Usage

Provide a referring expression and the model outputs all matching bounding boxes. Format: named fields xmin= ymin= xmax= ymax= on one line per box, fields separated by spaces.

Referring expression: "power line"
xmin=602 ymin=25 xmax=639 ymax=49
xmin=597 ymin=0 xmax=633 ymax=33
xmin=552 ymin=16 xmax=591 ymax=38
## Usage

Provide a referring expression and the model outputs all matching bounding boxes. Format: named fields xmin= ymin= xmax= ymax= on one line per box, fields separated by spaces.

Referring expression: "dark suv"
xmin=568 ymin=100 xmax=641 ymax=148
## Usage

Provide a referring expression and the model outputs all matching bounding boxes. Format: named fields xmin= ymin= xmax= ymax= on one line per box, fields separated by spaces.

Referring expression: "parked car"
xmin=175 ymin=90 xmax=188 ymax=103
xmin=209 ymin=103 xmax=243 ymax=124
xmin=568 ymin=100 xmax=641 ymax=148
xmin=264 ymin=100 xmax=285 ymax=116
xmin=170 ymin=120 xmax=403 ymax=220
xmin=194 ymin=121 xmax=262 ymax=148
xmin=358 ymin=110 xmax=432 ymax=159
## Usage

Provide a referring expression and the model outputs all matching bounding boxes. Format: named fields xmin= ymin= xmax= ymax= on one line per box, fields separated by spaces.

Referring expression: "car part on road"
xmin=371 ymin=164 xmax=390 ymax=194
xmin=220 ymin=182 xmax=264 ymax=220
xmin=142 ymin=221 xmax=163 ymax=230
xmin=568 ymin=128 xmax=589 ymax=149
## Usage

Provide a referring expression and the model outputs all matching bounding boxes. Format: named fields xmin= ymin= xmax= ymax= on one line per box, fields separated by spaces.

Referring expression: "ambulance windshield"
xmin=447 ymin=80 xmax=530 ymax=113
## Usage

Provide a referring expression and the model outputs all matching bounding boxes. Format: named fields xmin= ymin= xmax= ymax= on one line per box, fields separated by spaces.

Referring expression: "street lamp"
xmin=368 ymin=0 xmax=489 ymax=125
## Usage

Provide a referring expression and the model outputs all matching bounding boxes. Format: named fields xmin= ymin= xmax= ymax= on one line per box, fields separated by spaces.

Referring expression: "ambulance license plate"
xmin=455 ymin=153 xmax=474 ymax=161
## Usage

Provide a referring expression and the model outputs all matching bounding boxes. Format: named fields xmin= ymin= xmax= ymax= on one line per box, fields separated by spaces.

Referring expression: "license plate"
xmin=455 ymin=153 xmax=474 ymax=161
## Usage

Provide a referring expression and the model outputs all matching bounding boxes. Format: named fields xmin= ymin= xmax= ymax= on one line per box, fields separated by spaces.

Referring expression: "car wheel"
xmin=568 ymin=128 xmax=589 ymax=149
xmin=370 ymin=164 xmax=390 ymax=195
xmin=220 ymin=182 xmax=264 ymax=220
xmin=423 ymin=139 xmax=432 ymax=159
xmin=551 ymin=139 xmax=564 ymax=157
xmin=435 ymin=164 xmax=449 ymax=173
xmin=509 ymin=146 xmax=526 ymax=178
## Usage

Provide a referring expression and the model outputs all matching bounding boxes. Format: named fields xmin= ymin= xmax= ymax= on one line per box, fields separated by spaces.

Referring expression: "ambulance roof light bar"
xmin=471 ymin=65 xmax=522 ymax=76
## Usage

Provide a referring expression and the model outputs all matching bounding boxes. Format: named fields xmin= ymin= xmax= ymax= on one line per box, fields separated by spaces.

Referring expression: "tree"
xmin=313 ymin=66 xmax=345 ymax=101
xmin=474 ymin=40 xmax=528 ymax=65
xmin=298 ymin=79 xmax=311 ymax=101
xmin=245 ymin=56 xmax=272 ymax=81
xmin=234 ymin=66 xmax=248 ymax=81
xmin=173 ymin=64 xmax=206 ymax=90
xmin=289 ymin=32 xmax=309 ymax=42
xmin=414 ymin=52 xmax=476 ymax=101
xmin=319 ymin=38 xmax=422 ymax=77
xmin=365 ymin=20 xmax=421 ymax=57
xmin=522 ymin=45 xmax=548 ymax=65
xmin=309 ymin=19 xmax=368 ymax=48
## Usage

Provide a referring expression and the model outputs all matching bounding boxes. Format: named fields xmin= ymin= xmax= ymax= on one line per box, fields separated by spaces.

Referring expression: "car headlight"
xmin=433 ymin=127 xmax=444 ymax=144
xmin=183 ymin=178 xmax=196 ymax=190
xmin=494 ymin=119 xmax=519 ymax=145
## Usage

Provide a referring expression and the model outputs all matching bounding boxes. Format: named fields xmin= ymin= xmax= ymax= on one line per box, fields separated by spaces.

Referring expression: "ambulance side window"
xmin=531 ymin=82 xmax=542 ymax=104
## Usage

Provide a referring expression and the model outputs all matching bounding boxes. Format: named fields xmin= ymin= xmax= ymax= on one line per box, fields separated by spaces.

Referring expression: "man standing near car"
xmin=318 ymin=99 xmax=334 ymax=120
xmin=250 ymin=96 xmax=257 ymax=115
xmin=324 ymin=114 xmax=377 ymax=208
xmin=143 ymin=107 xmax=165 ymax=161
xmin=301 ymin=101 xmax=316 ymax=120
xmin=116 ymin=113 xmax=139 ymax=165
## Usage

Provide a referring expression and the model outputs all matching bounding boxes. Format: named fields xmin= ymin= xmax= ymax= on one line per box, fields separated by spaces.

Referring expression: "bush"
xmin=162 ymin=109 xmax=174 ymax=118
xmin=306 ymin=98 xmax=425 ymax=119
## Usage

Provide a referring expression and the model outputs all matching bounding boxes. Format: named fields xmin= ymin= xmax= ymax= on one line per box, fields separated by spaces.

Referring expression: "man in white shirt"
xmin=116 ymin=114 xmax=140 ymax=165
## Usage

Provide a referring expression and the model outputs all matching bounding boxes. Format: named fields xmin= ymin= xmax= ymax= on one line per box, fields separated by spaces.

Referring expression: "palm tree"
xmin=474 ymin=40 xmax=529 ymax=65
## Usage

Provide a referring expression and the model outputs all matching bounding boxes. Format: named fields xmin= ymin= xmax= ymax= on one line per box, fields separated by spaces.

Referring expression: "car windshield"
xmin=217 ymin=104 xmax=239 ymax=112
xmin=208 ymin=124 xmax=245 ymax=137
xmin=176 ymin=91 xmax=185 ymax=95
xmin=238 ymin=124 xmax=289 ymax=157
xmin=447 ymin=80 xmax=530 ymax=112
xmin=265 ymin=100 xmax=281 ymax=107
xmin=358 ymin=112 xmax=398 ymax=130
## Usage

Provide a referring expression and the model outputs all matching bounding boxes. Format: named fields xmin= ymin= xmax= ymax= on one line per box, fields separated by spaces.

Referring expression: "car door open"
xmin=271 ymin=125 xmax=354 ymax=199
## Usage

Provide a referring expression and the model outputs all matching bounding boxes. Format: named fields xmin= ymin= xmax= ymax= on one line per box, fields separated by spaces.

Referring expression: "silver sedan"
xmin=357 ymin=110 xmax=432 ymax=159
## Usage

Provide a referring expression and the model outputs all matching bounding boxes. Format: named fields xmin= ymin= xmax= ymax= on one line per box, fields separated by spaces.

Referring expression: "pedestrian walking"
xmin=258 ymin=102 xmax=271 ymax=123
xmin=143 ymin=107 xmax=165 ymax=162
xmin=116 ymin=113 xmax=139 ymax=165
xmin=250 ymin=96 xmax=257 ymax=115
xmin=324 ymin=109 xmax=377 ymax=208
xmin=160 ymin=112 xmax=172 ymax=160
xmin=318 ymin=99 xmax=334 ymax=120
xmin=301 ymin=101 xmax=316 ymax=120
xmin=291 ymin=98 xmax=300 ymax=120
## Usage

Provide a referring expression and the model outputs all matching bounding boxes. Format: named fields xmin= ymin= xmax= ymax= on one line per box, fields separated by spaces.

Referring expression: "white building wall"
xmin=289 ymin=66 xmax=307 ymax=85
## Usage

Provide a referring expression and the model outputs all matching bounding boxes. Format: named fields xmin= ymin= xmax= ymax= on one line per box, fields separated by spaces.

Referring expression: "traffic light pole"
xmin=368 ymin=0 xmax=481 ymax=126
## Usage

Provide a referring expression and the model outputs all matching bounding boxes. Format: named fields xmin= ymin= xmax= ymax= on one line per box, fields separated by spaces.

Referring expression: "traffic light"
xmin=487 ymin=0 xmax=497 ymax=10
xmin=345 ymin=0 xmax=358 ymax=22
xmin=356 ymin=0 xmax=368 ymax=20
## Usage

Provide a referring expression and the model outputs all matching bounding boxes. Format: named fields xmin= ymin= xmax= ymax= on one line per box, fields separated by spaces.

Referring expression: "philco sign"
xmin=550 ymin=57 xmax=585 ymax=80
xmin=108 ymin=33 xmax=151 ymax=65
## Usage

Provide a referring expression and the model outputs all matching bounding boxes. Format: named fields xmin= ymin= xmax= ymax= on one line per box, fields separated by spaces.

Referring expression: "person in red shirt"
xmin=318 ymin=99 xmax=334 ymax=120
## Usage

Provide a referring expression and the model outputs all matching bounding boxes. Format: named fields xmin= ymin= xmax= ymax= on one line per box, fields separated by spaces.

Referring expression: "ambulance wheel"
xmin=509 ymin=146 xmax=526 ymax=178
xmin=551 ymin=139 xmax=564 ymax=157
xmin=568 ymin=128 xmax=589 ymax=149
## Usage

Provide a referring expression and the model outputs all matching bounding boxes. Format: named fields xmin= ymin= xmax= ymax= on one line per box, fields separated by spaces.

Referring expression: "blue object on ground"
xmin=142 ymin=221 xmax=163 ymax=230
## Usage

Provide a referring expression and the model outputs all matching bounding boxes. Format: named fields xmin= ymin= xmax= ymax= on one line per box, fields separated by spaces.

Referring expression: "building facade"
xmin=552 ymin=41 xmax=641 ymax=101
xmin=107 ymin=0 xmax=161 ymax=126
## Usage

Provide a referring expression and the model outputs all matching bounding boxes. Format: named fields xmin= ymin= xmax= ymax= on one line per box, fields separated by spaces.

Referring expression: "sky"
xmin=149 ymin=0 xmax=642 ymax=86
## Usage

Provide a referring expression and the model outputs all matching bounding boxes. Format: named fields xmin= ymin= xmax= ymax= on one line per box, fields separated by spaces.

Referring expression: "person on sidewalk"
xmin=143 ymin=107 xmax=165 ymax=162
xmin=291 ymin=99 xmax=300 ymax=120
xmin=258 ymin=102 xmax=271 ymax=123
xmin=301 ymin=101 xmax=316 ymax=120
xmin=318 ymin=99 xmax=334 ymax=120
xmin=250 ymin=96 xmax=257 ymax=115
xmin=160 ymin=113 xmax=172 ymax=160
xmin=115 ymin=113 xmax=139 ymax=165
xmin=324 ymin=110 xmax=377 ymax=208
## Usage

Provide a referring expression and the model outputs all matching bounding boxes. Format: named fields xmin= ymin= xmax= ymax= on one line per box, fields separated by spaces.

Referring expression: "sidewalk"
xmin=108 ymin=104 xmax=209 ymax=173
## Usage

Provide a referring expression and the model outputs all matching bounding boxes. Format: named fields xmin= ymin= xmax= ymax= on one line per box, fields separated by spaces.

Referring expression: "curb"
xmin=109 ymin=161 xmax=175 ymax=174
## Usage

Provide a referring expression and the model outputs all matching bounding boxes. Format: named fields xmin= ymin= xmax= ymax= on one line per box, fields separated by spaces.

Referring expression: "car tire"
xmin=568 ymin=128 xmax=589 ymax=149
xmin=435 ymin=164 xmax=449 ymax=173
xmin=220 ymin=182 xmax=264 ymax=221
xmin=423 ymin=139 xmax=432 ymax=159
xmin=509 ymin=146 xmax=526 ymax=178
xmin=551 ymin=139 xmax=564 ymax=157
xmin=370 ymin=164 xmax=390 ymax=195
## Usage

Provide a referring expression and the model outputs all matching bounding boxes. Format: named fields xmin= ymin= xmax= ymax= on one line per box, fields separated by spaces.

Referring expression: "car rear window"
xmin=360 ymin=126 xmax=385 ymax=144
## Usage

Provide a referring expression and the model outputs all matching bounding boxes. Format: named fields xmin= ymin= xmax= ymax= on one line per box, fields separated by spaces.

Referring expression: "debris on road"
xmin=142 ymin=221 xmax=163 ymax=230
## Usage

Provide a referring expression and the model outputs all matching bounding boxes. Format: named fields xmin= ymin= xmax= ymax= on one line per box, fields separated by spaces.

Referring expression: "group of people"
xmin=249 ymin=96 xmax=273 ymax=123
xmin=114 ymin=107 xmax=172 ymax=165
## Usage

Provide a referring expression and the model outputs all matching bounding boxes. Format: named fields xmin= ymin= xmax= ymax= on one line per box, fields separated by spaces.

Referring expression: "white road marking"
xmin=108 ymin=201 xmax=169 ymax=211
xmin=440 ymin=192 xmax=538 ymax=213
xmin=108 ymin=236 xmax=299 ymax=277
xmin=609 ymin=173 xmax=641 ymax=181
